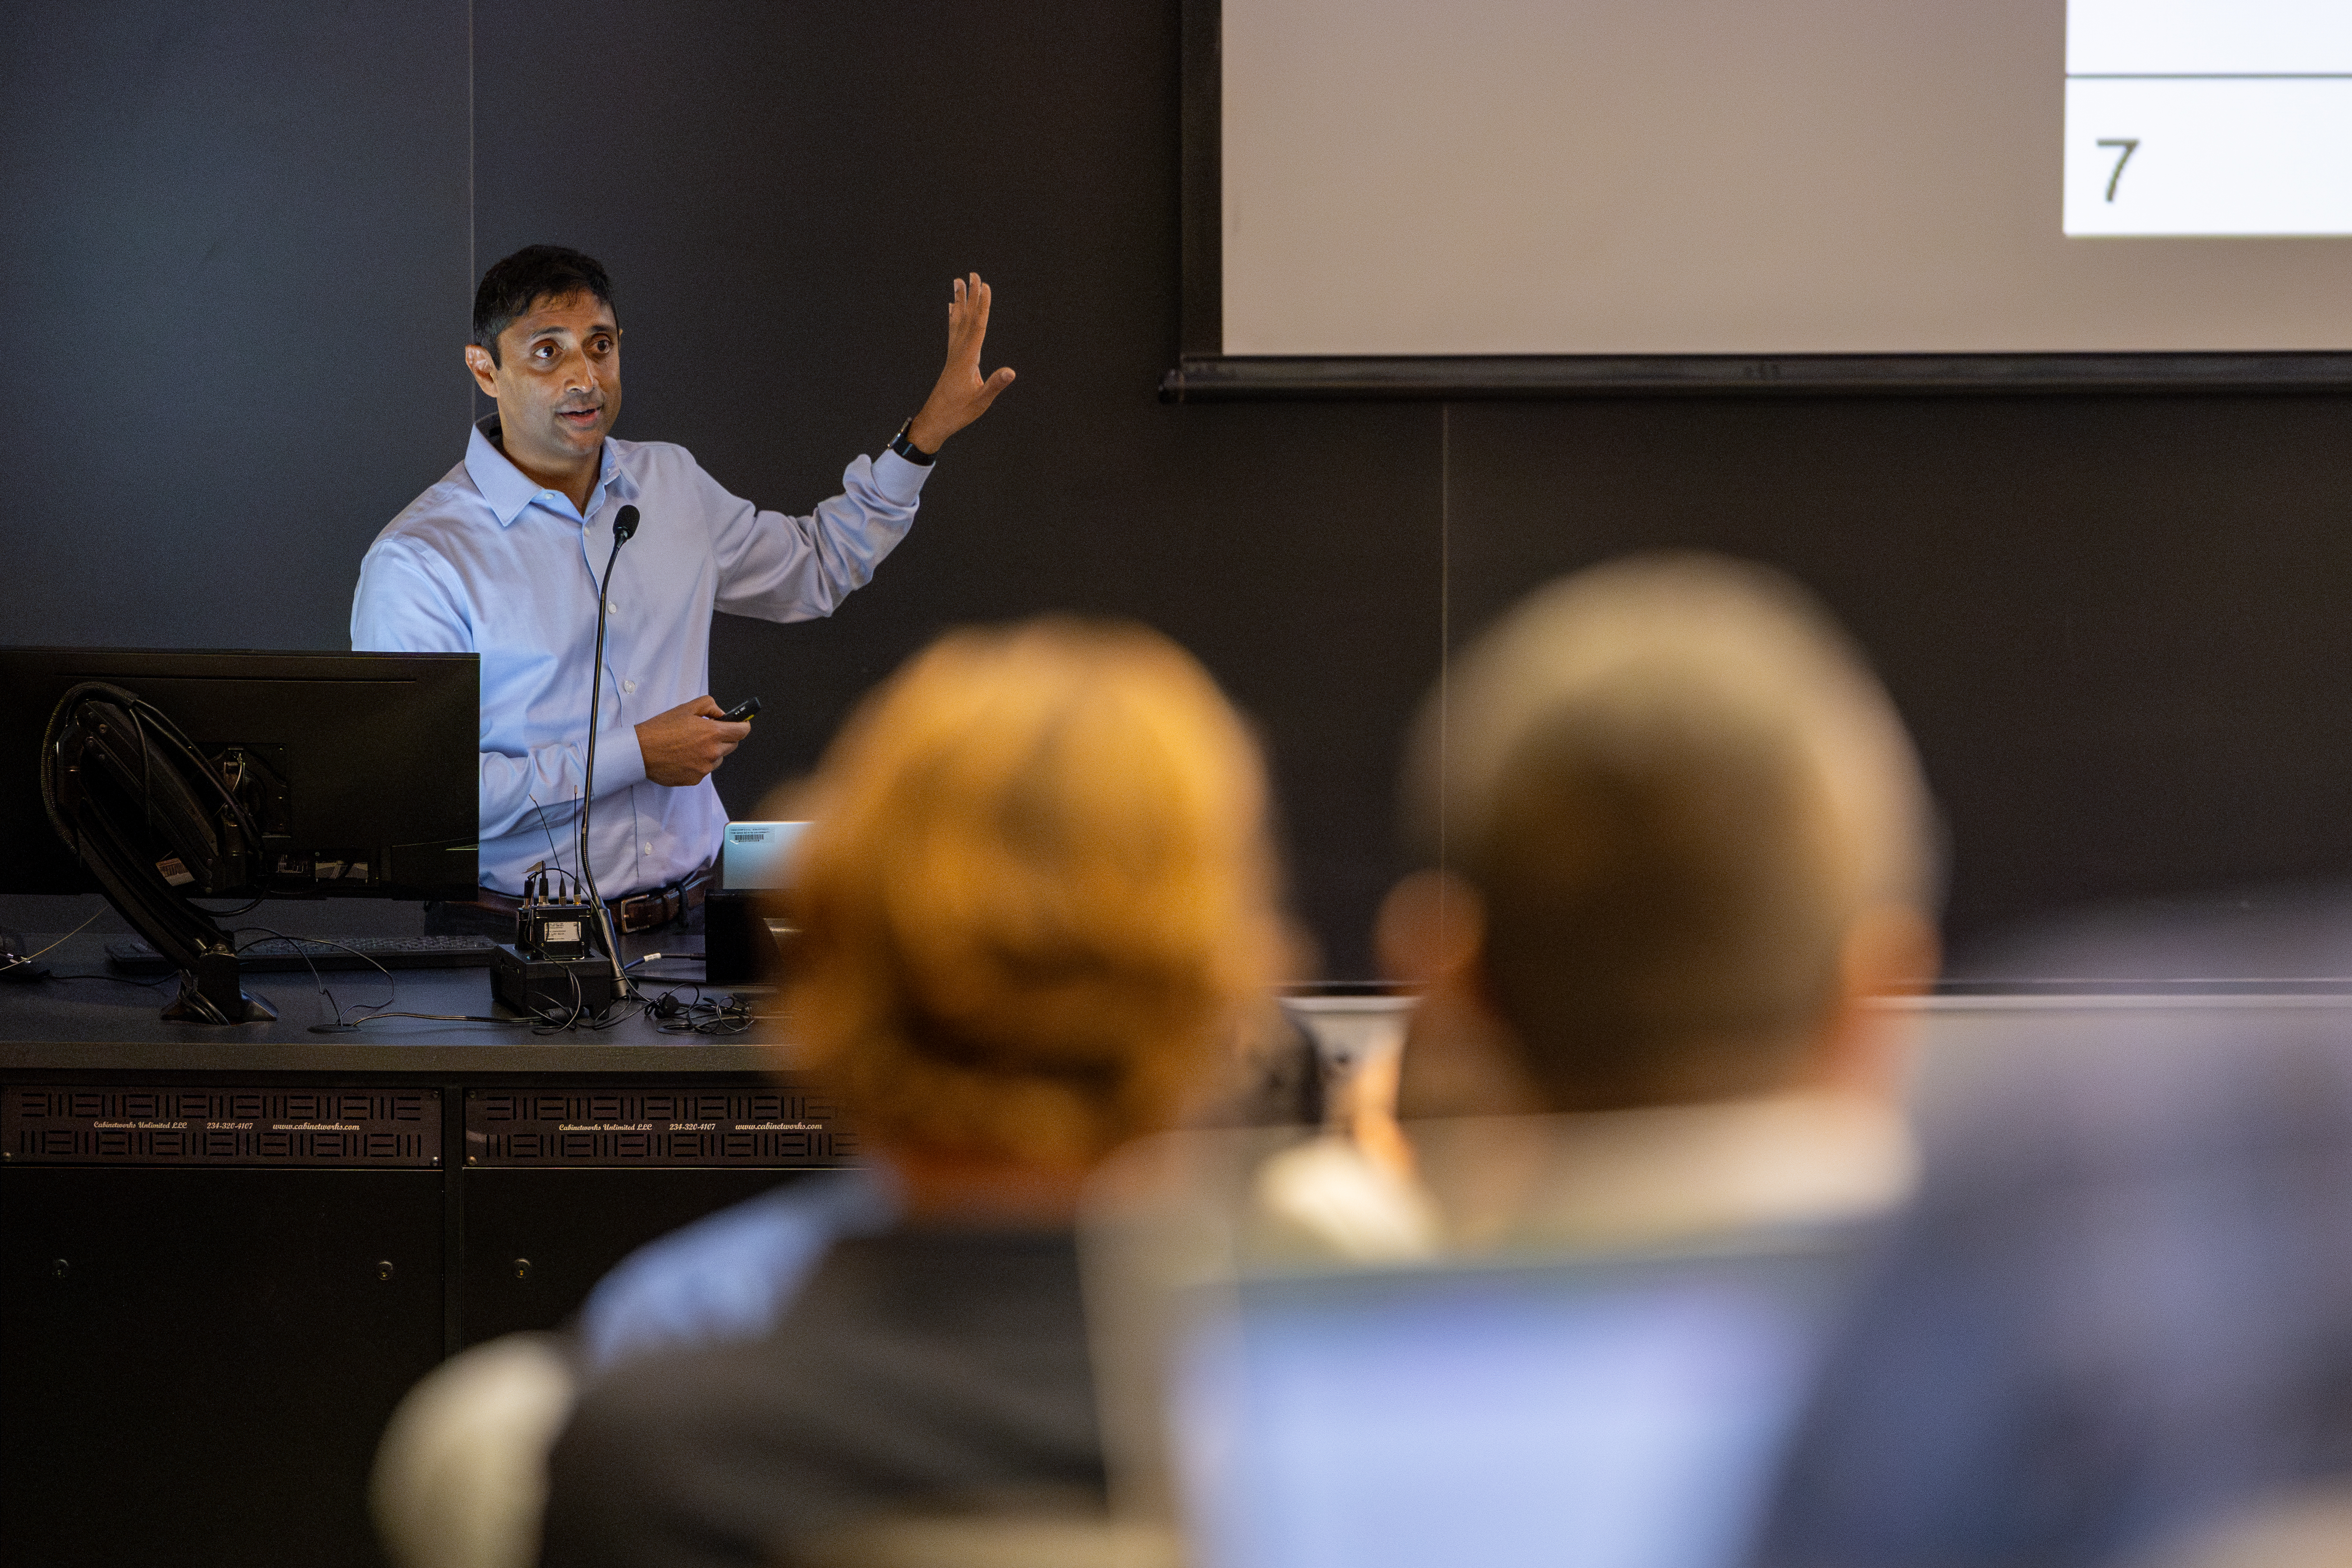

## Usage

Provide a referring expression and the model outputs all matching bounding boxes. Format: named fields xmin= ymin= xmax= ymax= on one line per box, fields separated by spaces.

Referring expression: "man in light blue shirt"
xmin=350 ymin=245 xmax=1013 ymax=921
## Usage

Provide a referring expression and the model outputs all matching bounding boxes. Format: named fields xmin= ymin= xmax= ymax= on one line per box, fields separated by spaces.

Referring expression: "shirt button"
xmin=607 ymin=599 xmax=618 ymax=614
xmin=642 ymin=841 xmax=654 ymax=855
xmin=622 ymin=679 xmax=637 ymax=694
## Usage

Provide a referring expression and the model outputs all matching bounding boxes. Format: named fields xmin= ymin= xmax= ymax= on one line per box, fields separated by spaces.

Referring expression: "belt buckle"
xmin=617 ymin=891 xmax=662 ymax=935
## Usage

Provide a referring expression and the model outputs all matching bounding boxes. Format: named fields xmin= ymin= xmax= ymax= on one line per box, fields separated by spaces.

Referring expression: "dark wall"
xmin=9 ymin=0 xmax=2352 ymax=975
xmin=1447 ymin=396 xmax=2352 ymax=949
xmin=4 ymin=3 xmax=469 ymax=645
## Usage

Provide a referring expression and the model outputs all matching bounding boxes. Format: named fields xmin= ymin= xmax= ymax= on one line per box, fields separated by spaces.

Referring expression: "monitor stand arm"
xmin=42 ymin=697 xmax=274 ymax=1026
xmin=164 ymin=949 xmax=276 ymax=1027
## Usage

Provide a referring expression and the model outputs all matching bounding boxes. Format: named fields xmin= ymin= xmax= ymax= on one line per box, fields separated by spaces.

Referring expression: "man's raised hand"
xmin=636 ymin=696 xmax=751 ymax=788
xmin=904 ymin=273 xmax=1016 ymax=454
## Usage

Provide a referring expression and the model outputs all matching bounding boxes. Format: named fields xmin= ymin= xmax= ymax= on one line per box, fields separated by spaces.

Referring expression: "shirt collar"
xmin=464 ymin=415 xmax=636 ymax=528
xmin=1404 ymin=1091 xmax=1917 ymax=1254
xmin=1213 ymin=1090 xmax=1915 ymax=1268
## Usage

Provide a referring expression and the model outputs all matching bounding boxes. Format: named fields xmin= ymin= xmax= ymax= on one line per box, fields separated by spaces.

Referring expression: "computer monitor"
xmin=720 ymin=820 xmax=810 ymax=890
xmin=0 ymin=649 xmax=478 ymax=1019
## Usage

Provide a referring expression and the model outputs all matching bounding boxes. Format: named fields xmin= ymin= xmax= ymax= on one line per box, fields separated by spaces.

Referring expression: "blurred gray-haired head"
xmin=1405 ymin=552 xmax=1938 ymax=1106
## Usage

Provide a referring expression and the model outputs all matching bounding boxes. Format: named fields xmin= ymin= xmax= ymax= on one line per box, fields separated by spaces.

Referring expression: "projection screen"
xmin=1170 ymin=0 xmax=2352 ymax=396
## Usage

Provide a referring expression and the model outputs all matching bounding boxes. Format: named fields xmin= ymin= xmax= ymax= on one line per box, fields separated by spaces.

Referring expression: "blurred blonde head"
xmin=784 ymin=618 xmax=1286 ymax=1169
xmin=1397 ymin=552 xmax=1939 ymax=1109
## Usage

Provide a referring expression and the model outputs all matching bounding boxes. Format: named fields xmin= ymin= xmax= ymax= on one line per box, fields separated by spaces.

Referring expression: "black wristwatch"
xmin=888 ymin=419 xmax=937 ymax=467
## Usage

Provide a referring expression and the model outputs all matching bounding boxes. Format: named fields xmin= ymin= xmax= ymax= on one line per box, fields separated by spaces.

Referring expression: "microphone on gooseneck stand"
xmin=576 ymin=504 xmax=641 ymax=1006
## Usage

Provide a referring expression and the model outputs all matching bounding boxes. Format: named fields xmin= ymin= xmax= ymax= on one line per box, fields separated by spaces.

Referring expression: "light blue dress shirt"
xmin=350 ymin=417 xmax=927 ymax=896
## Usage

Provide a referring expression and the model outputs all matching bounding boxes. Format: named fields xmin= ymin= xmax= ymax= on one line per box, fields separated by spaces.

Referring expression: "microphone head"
xmin=614 ymin=505 xmax=641 ymax=546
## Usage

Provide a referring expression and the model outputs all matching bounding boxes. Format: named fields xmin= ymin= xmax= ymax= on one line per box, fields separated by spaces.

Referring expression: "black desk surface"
xmin=0 ymin=910 xmax=783 ymax=1075
xmin=19 ymin=890 xmax=2352 ymax=1078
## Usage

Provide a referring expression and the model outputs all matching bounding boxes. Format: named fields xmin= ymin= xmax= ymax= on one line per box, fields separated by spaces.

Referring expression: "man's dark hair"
xmin=472 ymin=245 xmax=616 ymax=364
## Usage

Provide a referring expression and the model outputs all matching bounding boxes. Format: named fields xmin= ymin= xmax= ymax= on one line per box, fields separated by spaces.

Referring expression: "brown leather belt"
xmin=459 ymin=864 xmax=719 ymax=935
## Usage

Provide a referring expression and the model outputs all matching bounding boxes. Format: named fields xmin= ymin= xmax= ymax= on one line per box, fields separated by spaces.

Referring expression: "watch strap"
xmin=888 ymin=419 xmax=937 ymax=467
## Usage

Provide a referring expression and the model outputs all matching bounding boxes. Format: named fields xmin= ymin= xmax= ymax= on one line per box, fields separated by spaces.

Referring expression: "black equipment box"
xmin=490 ymin=943 xmax=620 ymax=1018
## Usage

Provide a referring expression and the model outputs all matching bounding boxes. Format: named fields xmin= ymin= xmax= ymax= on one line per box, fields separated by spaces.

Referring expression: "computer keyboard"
xmin=105 ymin=934 xmax=503 ymax=975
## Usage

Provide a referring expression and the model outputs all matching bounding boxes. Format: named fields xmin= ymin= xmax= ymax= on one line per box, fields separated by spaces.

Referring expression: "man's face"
xmin=463 ymin=289 xmax=622 ymax=479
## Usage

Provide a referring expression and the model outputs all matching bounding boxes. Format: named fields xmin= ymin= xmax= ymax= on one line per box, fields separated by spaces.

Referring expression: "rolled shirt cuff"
xmin=871 ymin=448 xmax=935 ymax=507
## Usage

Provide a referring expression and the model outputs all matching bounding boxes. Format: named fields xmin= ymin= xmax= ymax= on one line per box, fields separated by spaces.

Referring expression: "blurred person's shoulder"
xmin=541 ymin=1224 xmax=1108 ymax=1568
xmin=577 ymin=1167 xmax=897 ymax=1374
xmin=1905 ymin=993 xmax=2352 ymax=1221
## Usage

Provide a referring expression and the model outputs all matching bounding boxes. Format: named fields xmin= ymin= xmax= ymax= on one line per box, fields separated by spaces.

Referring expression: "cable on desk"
xmin=0 ymin=910 xmax=106 ymax=978
xmin=590 ymin=996 xmax=653 ymax=1030
xmin=229 ymin=925 xmax=398 ymax=1033
xmin=236 ymin=925 xmax=650 ymax=1035
xmin=645 ymin=985 xmax=757 ymax=1035
xmin=221 ymin=926 xmax=521 ymax=1033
